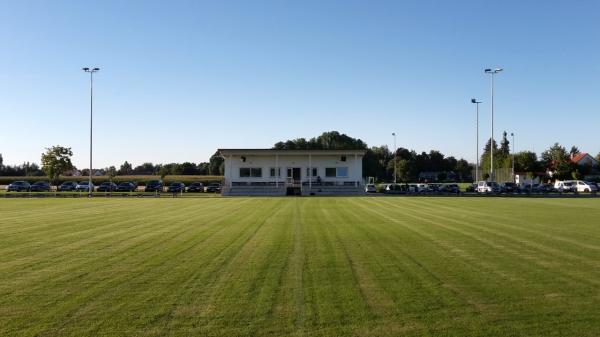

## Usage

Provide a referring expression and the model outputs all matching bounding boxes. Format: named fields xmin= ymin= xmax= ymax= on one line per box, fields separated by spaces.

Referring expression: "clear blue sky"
xmin=1 ymin=0 xmax=598 ymax=168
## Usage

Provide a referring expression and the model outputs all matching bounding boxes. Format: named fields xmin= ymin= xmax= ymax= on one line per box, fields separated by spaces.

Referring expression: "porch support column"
xmin=309 ymin=153 xmax=312 ymax=190
xmin=275 ymin=153 xmax=279 ymax=188
xmin=229 ymin=155 xmax=233 ymax=188
xmin=355 ymin=153 xmax=358 ymax=187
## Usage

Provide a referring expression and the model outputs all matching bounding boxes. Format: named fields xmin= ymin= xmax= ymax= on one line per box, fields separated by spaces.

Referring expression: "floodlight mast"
xmin=484 ymin=68 xmax=503 ymax=181
xmin=82 ymin=67 xmax=100 ymax=197
xmin=471 ymin=98 xmax=482 ymax=182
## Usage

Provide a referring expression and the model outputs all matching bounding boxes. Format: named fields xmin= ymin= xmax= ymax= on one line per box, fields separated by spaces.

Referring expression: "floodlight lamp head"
xmin=484 ymin=68 xmax=492 ymax=73
xmin=82 ymin=67 xmax=90 ymax=71
xmin=93 ymin=67 xmax=100 ymax=71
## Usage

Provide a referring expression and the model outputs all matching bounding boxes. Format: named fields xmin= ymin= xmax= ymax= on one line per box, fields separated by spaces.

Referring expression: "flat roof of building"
xmin=218 ymin=149 xmax=365 ymax=156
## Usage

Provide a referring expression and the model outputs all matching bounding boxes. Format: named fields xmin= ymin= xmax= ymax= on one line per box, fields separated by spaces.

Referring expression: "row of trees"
xmin=0 ymin=154 xmax=45 ymax=176
xmin=100 ymin=156 xmax=223 ymax=177
xmin=273 ymin=131 xmax=474 ymax=182
xmin=2 ymin=131 xmax=598 ymax=184
xmin=477 ymin=131 xmax=597 ymax=181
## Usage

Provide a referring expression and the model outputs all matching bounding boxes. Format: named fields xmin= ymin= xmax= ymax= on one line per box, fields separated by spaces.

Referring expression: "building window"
xmin=325 ymin=167 xmax=348 ymax=178
xmin=306 ymin=167 xmax=317 ymax=177
xmin=240 ymin=168 xmax=262 ymax=178
xmin=250 ymin=168 xmax=262 ymax=177
xmin=270 ymin=168 xmax=281 ymax=177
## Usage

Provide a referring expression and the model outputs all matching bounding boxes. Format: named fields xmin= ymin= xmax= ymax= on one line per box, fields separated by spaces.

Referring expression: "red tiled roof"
xmin=571 ymin=152 xmax=589 ymax=163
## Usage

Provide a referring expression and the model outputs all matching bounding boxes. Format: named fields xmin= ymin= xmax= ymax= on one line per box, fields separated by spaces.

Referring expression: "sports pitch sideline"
xmin=1 ymin=198 xmax=600 ymax=337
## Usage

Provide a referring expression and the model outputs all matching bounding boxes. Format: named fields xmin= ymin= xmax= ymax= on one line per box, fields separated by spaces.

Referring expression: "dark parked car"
xmin=116 ymin=182 xmax=137 ymax=192
xmin=466 ymin=183 xmax=477 ymax=192
xmin=500 ymin=182 xmax=519 ymax=193
xmin=97 ymin=182 xmax=118 ymax=192
xmin=385 ymin=183 xmax=409 ymax=194
xmin=440 ymin=184 xmax=460 ymax=194
xmin=144 ymin=180 xmax=163 ymax=192
xmin=187 ymin=182 xmax=204 ymax=192
xmin=168 ymin=182 xmax=186 ymax=193
xmin=7 ymin=181 xmax=31 ymax=192
xmin=30 ymin=181 xmax=51 ymax=192
xmin=75 ymin=181 xmax=94 ymax=192
xmin=205 ymin=183 xmax=221 ymax=193
xmin=58 ymin=181 xmax=78 ymax=191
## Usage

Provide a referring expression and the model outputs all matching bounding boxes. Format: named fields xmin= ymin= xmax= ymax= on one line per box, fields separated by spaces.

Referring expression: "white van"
xmin=477 ymin=181 xmax=500 ymax=193
xmin=574 ymin=180 xmax=597 ymax=192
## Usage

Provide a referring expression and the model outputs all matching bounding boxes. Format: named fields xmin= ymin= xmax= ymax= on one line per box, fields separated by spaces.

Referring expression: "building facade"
xmin=218 ymin=149 xmax=364 ymax=196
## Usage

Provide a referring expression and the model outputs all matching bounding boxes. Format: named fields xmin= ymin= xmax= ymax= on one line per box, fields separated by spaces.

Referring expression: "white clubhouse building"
xmin=218 ymin=149 xmax=365 ymax=196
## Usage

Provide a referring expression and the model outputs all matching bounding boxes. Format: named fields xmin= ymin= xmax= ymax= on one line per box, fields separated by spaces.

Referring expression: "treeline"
xmin=273 ymin=131 xmax=473 ymax=182
xmin=0 ymin=152 xmax=225 ymax=178
xmin=3 ymin=131 xmax=598 ymax=183
xmin=99 ymin=154 xmax=223 ymax=177
xmin=479 ymin=131 xmax=598 ymax=181
xmin=0 ymin=155 xmax=45 ymax=176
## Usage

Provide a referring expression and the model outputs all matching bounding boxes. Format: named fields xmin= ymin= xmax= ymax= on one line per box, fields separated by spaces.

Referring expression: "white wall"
xmin=223 ymin=154 xmax=362 ymax=184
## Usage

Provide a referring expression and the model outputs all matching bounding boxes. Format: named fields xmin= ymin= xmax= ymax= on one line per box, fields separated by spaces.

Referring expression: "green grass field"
xmin=1 ymin=197 xmax=600 ymax=337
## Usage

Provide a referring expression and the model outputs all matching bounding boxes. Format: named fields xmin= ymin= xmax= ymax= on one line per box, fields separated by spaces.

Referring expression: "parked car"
xmin=187 ymin=182 xmax=205 ymax=192
xmin=413 ymin=183 xmax=428 ymax=193
xmin=427 ymin=183 xmax=442 ymax=193
xmin=58 ymin=181 xmax=78 ymax=191
xmin=29 ymin=181 xmax=51 ymax=192
xmin=440 ymin=183 xmax=460 ymax=194
xmin=75 ymin=181 xmax=94 ymax=192
xmin=535 ymin=183 xmax=555 ymax=193
xmin=575 ymin=180 xmax=598 ymax=192
xmin=476 ymin=181 xmax=500 ymax=193
xmin=7 ymin=181 xmax=31 ymax=192
xmin=116 ymin=182 xmax=137 ymax=192
xmin=466 ymin=183 xmax=477 ymax=193
xmin=205 ymin=183 xmax=221 ymax=193
xmin=500 ymin=182 xmax=519 ymax=194
xmin=168 ymin=182 xmax=186 ymax=193
xmin=554 ymin=180 xmax=575 ymax=192
xmin=385 ymin=183 xmax=409 ymax=194
xmin=144 ymin=180 xmax=163 ymax=192
xmin=364 ymin=184 xmax=377 ymax=193
xmin=97 ymin=182 xmax=117 ymax=192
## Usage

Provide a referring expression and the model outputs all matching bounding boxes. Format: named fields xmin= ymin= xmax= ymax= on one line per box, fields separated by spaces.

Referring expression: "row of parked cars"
xmin=467 ymin=180 xmax=599 ymax=194
xmin=5 ymin=180 xmax=222 ymax=193
xmin=365 ymin=183 xmax=461 ymax=194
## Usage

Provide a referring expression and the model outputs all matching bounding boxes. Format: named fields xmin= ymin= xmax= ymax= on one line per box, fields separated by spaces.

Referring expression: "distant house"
xmin=418 ymin=171 xmax=457 ymax=182
xmin=571 ymin=152 xmax=598 ymax=167
xmin=218 ymin=149 xmax=364 ymax=196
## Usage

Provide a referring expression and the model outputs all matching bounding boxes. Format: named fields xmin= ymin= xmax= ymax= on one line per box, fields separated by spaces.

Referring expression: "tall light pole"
xmin=471 ymin=98 xmax=482 ymax=182
xmin=484 ymin=68 xmax=503 ymax=181
xmin=82 ymin=67 xmax=100 ymax=197
xmin=392 ymin=132 xmax=397 ymax=184
xmin=511 ymin=132 xmax=515 ymax=181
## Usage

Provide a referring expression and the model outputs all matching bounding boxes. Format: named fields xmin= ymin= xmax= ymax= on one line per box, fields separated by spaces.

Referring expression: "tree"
xmin=541 ymin=143 xmax=577 ymax=180
xmin=569 ymin=146 xmax=580 ymax=157
xmin=107 ymin=166 xmax=117 ymax=185
xmin=209 ymin=152 xmax=224 ymax=175
xmin=41 ymin=146 xmax=73 ymax=186
xmin=513 ymin=151 xmax=540 ymax=173
xmin=118 ymin=161 xmax=133 ymax=175
xmin=0 ymin=153 xmax=3 ymax=170
xmin=454 ymin=159 xmax=473 ymax=182
xmin=197 ymin=162 xmax=210 ymax=175
xmin=499 ymin=131 xmax=510 ymax=156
